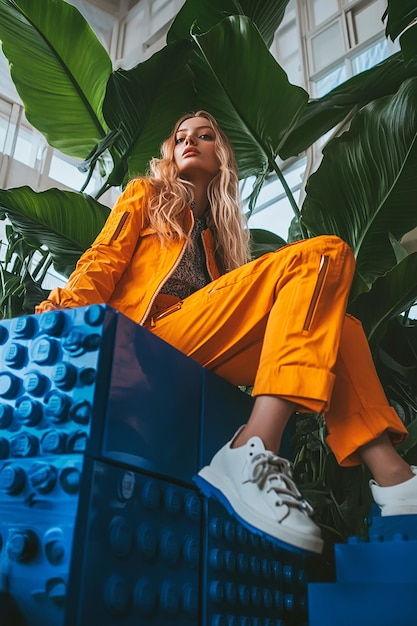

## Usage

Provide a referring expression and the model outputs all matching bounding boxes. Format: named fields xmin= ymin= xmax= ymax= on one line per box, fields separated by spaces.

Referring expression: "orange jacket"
xmin=35 ymin=179 xmax=222 ymax=324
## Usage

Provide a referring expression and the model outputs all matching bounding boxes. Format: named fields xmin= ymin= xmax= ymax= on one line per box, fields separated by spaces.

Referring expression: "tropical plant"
xmin=0 ymin=0 xmax=417 ymax=542
xmin=0 ymin=224 xmax=49 ymax=318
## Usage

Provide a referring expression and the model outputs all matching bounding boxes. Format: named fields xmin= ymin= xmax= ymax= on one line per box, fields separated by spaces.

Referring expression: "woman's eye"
xmin=200 ymin=133 xmax=213 ymax=140
xmin=175 ymin=137 xmax=185 ymax=144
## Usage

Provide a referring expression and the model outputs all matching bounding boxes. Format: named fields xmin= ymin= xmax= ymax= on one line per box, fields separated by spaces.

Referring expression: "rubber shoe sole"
xmin=194 ymin=466 xmax=324 ymax=555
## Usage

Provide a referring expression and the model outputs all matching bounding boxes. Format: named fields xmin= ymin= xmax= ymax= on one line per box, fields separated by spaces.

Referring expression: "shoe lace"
xmin=249 ymin=452 xmax=314 ymax=516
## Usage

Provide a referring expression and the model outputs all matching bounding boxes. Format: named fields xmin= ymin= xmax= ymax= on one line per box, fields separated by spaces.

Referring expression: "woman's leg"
xmin=233 ymin=316 xmax=415 ymax=525
xmin=324 ymin=314 xmax=408 ymax=466
xmin=326 ymin=319 xmax=417 ymax=516
xmin=359 ymin=433 xmax=413 ymax=485
xmin=151 ymin=236 xmax=354 ymax=552
xmin=150 ymin=236 xmax=415 ymax=549
xmin=151 ymin=235 xmax=355 ymax=411
xmin=232 ymin=396 xmax=295 ymax=451
xmin=362 ymin=434 xmax=417 ymax=516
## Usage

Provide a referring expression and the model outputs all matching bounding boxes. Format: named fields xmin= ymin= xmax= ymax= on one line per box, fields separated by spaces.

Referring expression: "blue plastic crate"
xmin=201 ymin=498 xmax=309 ymax=626
xmin=65 ymin=456 xmax=202 ymax=626
xmin=308 ymin=510 xmax=417 ymax=626
xmin=0 ymin=305 xmax=305 ymax=626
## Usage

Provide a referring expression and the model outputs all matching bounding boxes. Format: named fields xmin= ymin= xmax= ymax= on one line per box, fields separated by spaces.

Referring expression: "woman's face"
xmin=173 ymin=116 xmax=220 ymax=180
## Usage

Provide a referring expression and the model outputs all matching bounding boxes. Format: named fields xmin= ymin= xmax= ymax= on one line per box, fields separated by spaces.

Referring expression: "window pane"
xmin=12 ymin=127 xmax=43 ymax=167
xmin=249 ymin=195 xmax=297 ymax=238
xmin=276 ymin=23 xmax=298 ymax=59
xmin=310 ymin=0 xmax=339 ymax=28
xmin=273 ymin=6 xmax=303 ymax=87
xmin=284 ymin=54 xmax=304 ymax=88
xmin=353 ymin=0 xmax=387 ymax=44
xmin=352 ymin=39 xmax=391 ymax=74
xmin=49 ymin=153 xmax=96 ymax=193
xmin=314 ymin=64 xmax=347 ymax=97
xmin=247 ymin=159 xmax=307 ymax=239
xmin=13 ymin=135 xmax=33 ymax=165
xmin=285 ymin=159 xmax=307 ymax=188
xmin=259 ymin=179 xmax=286 ymax=207
xmin=311 ymin=20 xmax=345 ymax=73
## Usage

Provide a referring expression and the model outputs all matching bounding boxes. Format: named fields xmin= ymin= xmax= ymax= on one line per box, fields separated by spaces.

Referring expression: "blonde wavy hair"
xmin=144 ymin=110 xmax=250 ymax=271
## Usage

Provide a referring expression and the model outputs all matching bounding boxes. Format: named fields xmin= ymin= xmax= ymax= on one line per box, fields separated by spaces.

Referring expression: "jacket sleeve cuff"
xmin=35 ymin=299 xmax=62 ymax=313
xmin=35 ymin=287 xmax=89 ymax=313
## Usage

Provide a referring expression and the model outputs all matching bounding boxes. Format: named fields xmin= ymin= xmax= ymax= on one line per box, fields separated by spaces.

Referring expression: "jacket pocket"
xmin=148 ymin=301 xmax=183 ymax=328
xmin=96 ymin=211 xmax=131 ymax=245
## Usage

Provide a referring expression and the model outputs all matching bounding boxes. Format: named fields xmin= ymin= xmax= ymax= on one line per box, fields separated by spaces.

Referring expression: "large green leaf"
xmin=280 ymin=52 xmax=417 ymax=159
xmin=399 ymin=415 xmax=417 ymax=457
xmin=302 ymin=77 xmax=417 ymax=284
xmin=167 ymin=0 xmax=291 ymax=48
xmin=384 ymin=0 xmax=417 ymax=40
xmin=400 ymin=22 xmax=417 ymax=65
xmin=348 ymin=252 xmax=417 ymax=341
xmin=191 ymin=15 xmax=308 ymax=179
xmin=250 ymin=228 xmax=286 ymax=259
xmin=374 ymin=317 xmax=417 ymax=418
xmin=0 ymin=187 xmax=110 ymax=276
xmin=0 ymin=0 xmax=111 ymax=157
xmin=102 ymin=39 xmax=196 ymax=181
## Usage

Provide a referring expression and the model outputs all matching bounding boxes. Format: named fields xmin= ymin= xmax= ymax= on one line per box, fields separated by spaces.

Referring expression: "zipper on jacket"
xmin=139 ymin=212 xmax=194 ymax=325
xmin=201 ymin=231 xmax=216 ymax=280
xmin=110 ymin=211 xmax=130 ymax=242
xmin=302 ymin=255 xmax=330 ymax=332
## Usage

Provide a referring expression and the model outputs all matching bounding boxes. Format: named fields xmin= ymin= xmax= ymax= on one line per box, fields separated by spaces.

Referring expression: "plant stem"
xmin=38 ymin=257 xmax=54 ymax=285
xmin=269 ymin=158 xmax=309 ymax=239
xmin=95 ymin=181 xmax=110 ymax=200
xmin=80 ymin=166 xmax=95 ymax=193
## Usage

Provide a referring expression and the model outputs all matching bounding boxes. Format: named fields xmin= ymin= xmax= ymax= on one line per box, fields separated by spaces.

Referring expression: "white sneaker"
xmin=194 ymin=429 xmax=323 ymax=554
xmin=370 ymin=466 xmax=417 ymax=516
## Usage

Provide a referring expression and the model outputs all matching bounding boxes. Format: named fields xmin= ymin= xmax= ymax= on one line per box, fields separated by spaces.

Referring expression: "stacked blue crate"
xmin=65 ymin=461 xmax=310 ymax=626
xmin=66 ymin=307 xmax=311 ymax=626
xmin=201 ymin=498 xmax=308 ymax=626
xmin=0 ymin=305 xmax=118 ymax=626
xmin=308 ymin=510 xmax=417 ymax=626
xmin=64 ymin=456 xmax=203 ymax=625
xmin=0 ymin=305 xmax=312 ymax=626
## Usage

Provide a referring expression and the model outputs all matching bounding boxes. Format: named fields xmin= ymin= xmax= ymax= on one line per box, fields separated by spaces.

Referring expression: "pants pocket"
xmin=302 ymin=255 xmax=330 ymax=332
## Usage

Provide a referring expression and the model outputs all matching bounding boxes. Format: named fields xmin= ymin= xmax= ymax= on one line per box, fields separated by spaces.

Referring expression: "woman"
xmin=36 ymin=111 xmax=416 ymax=554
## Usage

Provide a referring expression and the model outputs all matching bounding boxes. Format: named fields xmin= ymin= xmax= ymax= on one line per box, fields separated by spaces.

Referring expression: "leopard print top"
xmin=160 ymin=216 xmax=211 ymax=300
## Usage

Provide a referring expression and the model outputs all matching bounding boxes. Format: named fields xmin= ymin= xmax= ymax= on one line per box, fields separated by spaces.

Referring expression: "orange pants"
xmin=147 ymin=235 xmax=408 ymax=466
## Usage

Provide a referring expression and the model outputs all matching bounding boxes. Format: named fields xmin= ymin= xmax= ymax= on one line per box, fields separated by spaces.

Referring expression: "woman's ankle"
xmin=371 ymin=464 xmax=415 ymax=487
